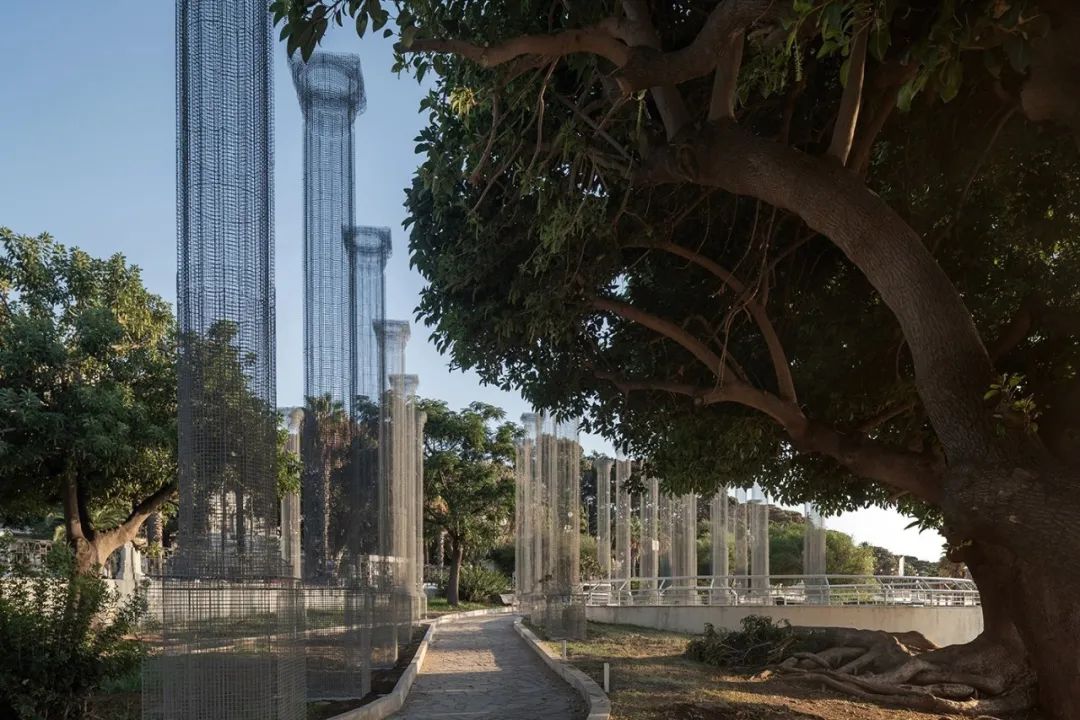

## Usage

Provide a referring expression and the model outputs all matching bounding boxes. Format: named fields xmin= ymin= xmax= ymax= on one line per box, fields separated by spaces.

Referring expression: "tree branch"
xmin=827 ymin=19 xmax=869 ymax=165
xmin=638 ymin=119 xmax=1000 ymax=465
xmin=848 ymin=62 xmax=918 ymax=176
xmin=594 ymin=371 xmax=708 ymax=401
xmin=592 ymin=296 xmax=727 ymax=375
xmin=402 ymin=26 xmax=629 ymax=69
xmin=594 ymin=369 xmax=941 ymax=502
xmin=990 ymin=293 xmax=1080 ymax=361
xmin=647 ymin=241 xmax=798 ymax=403
xmin=856 ymin=401 xmax=918 ymax=434
xmin=106 ymin=481 xmax=178 ymax=547
xmin=616 ymin=0 xmax=691 ymax=138
xmin=709 ymin=32 xmax=745 ymax=121
xmin=617 ymin=0 xmax=777 ymax=92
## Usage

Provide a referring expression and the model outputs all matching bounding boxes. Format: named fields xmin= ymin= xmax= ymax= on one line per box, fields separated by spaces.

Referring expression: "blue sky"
xmin=0 ymin=5 xmax=944 ymax=561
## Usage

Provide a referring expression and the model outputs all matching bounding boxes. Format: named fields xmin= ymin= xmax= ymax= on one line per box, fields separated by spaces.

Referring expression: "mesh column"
xmin=749 ymin=483 xmax=770 ymax=601
xmin=614 ymin=458 xmax=632 ymax=594
xmin=640 ymin=475 xmax=660 ymax=602
xmin=710 ymin=489 xmax=729 ymax=603
xmin=594 ymin=457 xmax=613 ymax=579
xmin=146 ymin=1 xmax=304 ymax=717
xmin=672 ymin=494 xmax=698 ymax=603
xmin=803 ymin=503 xmax=828 ymax=604
xmin=733 ymin=488 xmax=749 ymax=596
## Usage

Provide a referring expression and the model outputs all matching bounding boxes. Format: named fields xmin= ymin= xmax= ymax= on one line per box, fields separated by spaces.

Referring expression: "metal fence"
xmin=583 ymin=575 xmax=981 ymax=608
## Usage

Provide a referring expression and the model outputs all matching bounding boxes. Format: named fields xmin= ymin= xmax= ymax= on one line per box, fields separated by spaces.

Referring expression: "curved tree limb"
xmin=646 ymin=240 xmax=798 ymax=403
xmin=400 ymin=1 xmax=777 ymax=98
xmin=592 ymin=296 xmax=727 ymax=375
xmin=616 ymin=0 xmax=778 ymax=92
xmin=638 ymin=119 xmax=1000 ymax=465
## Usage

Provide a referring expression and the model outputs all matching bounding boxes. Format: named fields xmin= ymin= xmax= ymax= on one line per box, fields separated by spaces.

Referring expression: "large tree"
xmin=0 ymin=230 xmax=177 ymax=573
xmin=418 ymin=399 xmax=517 ymax=606
xmin=281 ymin=1 xmax=1080 ymax=715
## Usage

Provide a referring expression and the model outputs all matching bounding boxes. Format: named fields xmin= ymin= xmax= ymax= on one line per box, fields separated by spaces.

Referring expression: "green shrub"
xmin=685 ymin=616 xmax=801 ymax=670
xmin=0 ymin=544 xmax=147 ymax=719
xmin=485 ymin=542 xmax=515 ymax=577
xmin=439 ymin=565 xmax=510 ymax=603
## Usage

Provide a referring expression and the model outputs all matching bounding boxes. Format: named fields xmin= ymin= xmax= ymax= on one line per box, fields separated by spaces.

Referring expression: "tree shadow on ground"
xmin=669 ymin=700 xmax=826 ymax=720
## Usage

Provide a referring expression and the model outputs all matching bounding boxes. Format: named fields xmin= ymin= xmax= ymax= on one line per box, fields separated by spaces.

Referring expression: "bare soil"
xmin=559 ymin=622 xmax=1043 ymax=720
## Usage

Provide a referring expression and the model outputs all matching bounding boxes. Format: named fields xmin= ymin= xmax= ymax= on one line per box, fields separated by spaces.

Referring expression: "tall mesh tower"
xmin=174 ymin=0 xmax=278 ymax=579
xmin=594 ymin=457 xmax=613 ymax=578
xmin=292 ymin=53 xmax=366 ymax=408
xmin=145 ymin=2 xmax=305 ymax=719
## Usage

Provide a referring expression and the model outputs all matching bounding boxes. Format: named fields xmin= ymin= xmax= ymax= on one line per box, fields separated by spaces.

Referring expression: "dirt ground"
xmin=557 ymin=622 xmax=1042 ymax=720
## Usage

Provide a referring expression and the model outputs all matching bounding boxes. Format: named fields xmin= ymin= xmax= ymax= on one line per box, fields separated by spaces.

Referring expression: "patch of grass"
xmin=424 ymin=596 xmax=495 ymax=617
xmin=549 ymin=622 xmax=980 ymax=720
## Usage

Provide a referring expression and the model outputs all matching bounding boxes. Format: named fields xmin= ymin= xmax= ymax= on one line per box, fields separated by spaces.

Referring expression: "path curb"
xmin=512 ymin=617 xmax=612 ymax=720
xmin=329 ymin=607 xmax=515 ymax=720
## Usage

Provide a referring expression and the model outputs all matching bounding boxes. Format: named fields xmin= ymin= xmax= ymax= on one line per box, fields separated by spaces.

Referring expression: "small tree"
xmin=419 ymin=400 xmax=517 ymax=606
xmin=0 ymin=230 xmax=176 ymax=574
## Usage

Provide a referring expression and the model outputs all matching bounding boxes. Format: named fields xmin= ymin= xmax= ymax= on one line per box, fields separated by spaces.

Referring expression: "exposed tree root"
xmin=771 ymin=627 xmax=1036 ymax=717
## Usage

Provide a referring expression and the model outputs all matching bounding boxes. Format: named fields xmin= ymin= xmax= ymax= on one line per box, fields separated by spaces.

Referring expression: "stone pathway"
xmin=390 ymin=614 xmax=586 ymax=720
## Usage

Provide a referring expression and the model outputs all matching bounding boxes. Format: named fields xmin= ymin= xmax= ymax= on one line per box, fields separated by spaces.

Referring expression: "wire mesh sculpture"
xmin=282 ymin=409 xmax=304 ymax=579
xmin=749 ymin=483 xmax=771 ymax=598
xmin=377 ymin=320 xmax=415 ymax=655
xmin=594 ymin=457 xmax=613 ymax=578
xmin=803 ymin=503 xmax=828 ymax=603
xmin=292 ymin=52 xmax=366 ymax=408
xmin=640 ymin=473 xmax=660 ymax=602
xmin=733 ymin=488 xmax=749 ymax=590
xmin=710 ymin=489 xmax=729 ymax=603
xmin=614 ymin=457 xmax=633 ymax=587
xmin=144 ymin=2 xmax=305 ymax=718
xmin=292 ymin=51 xmax=395 ymax=701
xmin=515 ymin=413 xmax=585 ymax=639
xmin=672 ymin=493 xmax=699 ymax=603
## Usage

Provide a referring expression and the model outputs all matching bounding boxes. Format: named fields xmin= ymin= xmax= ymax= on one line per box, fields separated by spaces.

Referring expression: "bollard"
xmin=561 ymin=640 xmax=568 ymax=659
xmin=603 ymin=662 xmax=610 ymax=693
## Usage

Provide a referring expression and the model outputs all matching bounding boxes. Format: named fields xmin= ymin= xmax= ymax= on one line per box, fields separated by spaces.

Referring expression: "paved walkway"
xmin=390 ymin=614 xmax=586 ymax=720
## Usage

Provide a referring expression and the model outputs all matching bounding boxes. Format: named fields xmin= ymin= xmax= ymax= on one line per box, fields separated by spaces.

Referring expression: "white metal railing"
xmin=582 ymin=575 xmax=980 ymax=608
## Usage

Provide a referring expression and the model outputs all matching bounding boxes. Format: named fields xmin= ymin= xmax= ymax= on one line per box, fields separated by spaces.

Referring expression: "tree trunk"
xmin=942 ymin=465 xmax=1080 ymax=720
xmin=447 ymin=539 xmax=465 ymax=607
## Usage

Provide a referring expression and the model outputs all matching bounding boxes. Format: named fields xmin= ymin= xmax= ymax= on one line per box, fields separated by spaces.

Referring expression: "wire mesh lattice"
xmin=640 ymin=475 xmax=660 ymax=601
xmin=594 ymin=458 xmax=613 ymax=578
xmin=143 ymin=581 xmax=305 ymax=720
xmin=174 ymin=0 xmax=280 ymax=582
xmin=150 ymin=2 xmax=305 ymax=717
xmin=613 ymin=457 xmax=632 ymax=585
xmin=803 ymin=503 xmax=828 ymax=603
xmin=749 ymin=483 xmax=770 ymax=593
xmin=515 ymin=414 xmax=585 ymax=639
xmin=710 ymin=489 xmax=729 ymax=602
xmin=292 ymin=52 xmax=366 ymax=409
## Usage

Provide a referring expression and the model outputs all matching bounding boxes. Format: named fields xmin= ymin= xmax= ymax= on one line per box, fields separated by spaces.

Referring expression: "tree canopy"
xmin=419 ymin=399 xmax=518 ymax=604
xmin=0 ymin=229 xmax=176 ymax=571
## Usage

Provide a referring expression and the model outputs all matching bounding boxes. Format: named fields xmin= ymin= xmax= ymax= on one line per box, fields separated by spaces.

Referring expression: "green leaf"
xmin=869 ymin=24 xmax=890 ymax=63
xmin=983 ymin=49 xmax=1004 ymax=78
xmin=355 ymin=11 xmax=368 ymax=36
xmin=383 ymin=28 xmax=393 ymax=38
xmin=1004 ymin=34 xmax=1030 ymax=72
xmin=938 ymin=60 xmax=962 ymax=102
xmin=897 ymin=77 xmax=918 ymax=112
xmin=401 ymin=25 xmax=417 ymax=48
